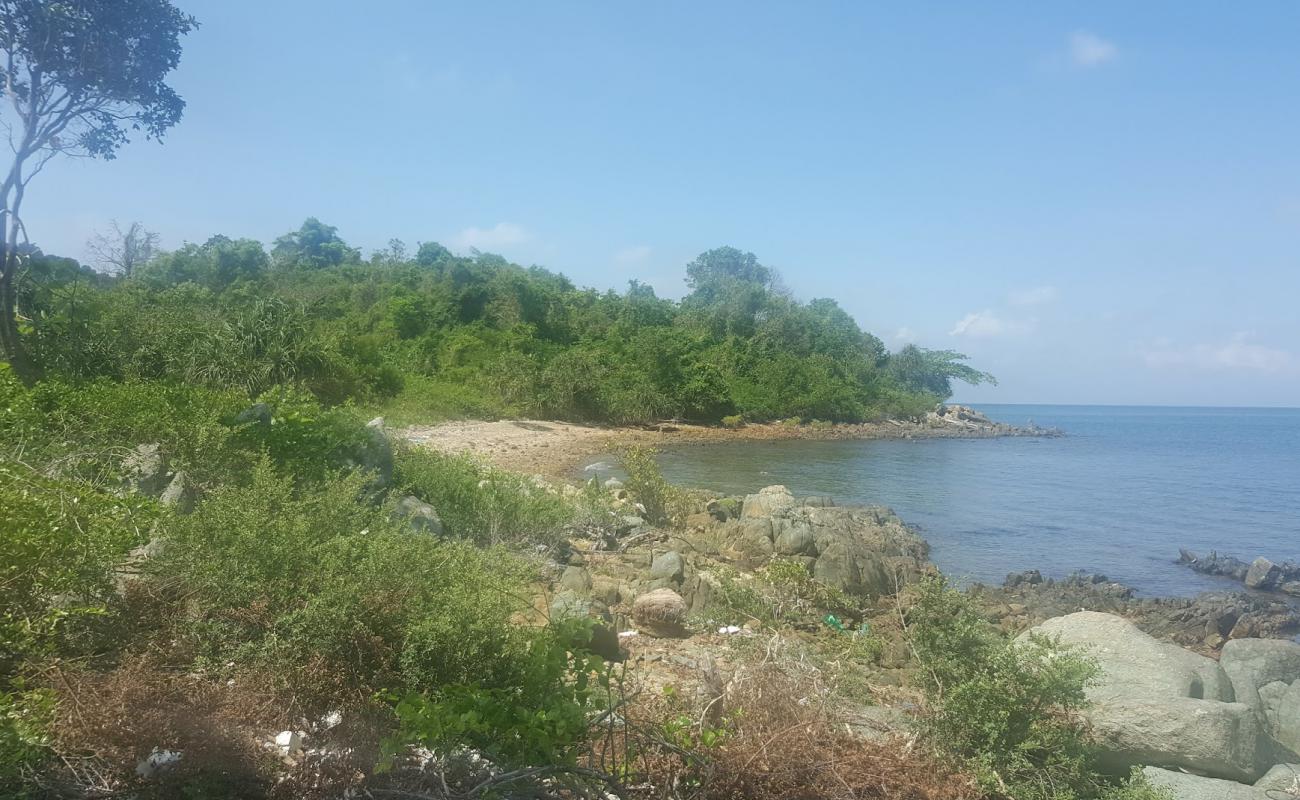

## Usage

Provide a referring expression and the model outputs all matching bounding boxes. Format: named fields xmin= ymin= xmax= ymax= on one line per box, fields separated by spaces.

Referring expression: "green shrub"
xmin=233 ymin=384 xmax=372 ymax=482
xmin=763 ymin=557 xmax=859 ymax=620
xmin=720 ymin=414 xmax=745 ymax=429
xmin=2 ymin=379 xmax=245 ymax=488
xmin=393 ymin=446 xmax=572 ymax=547
xmin=0 ymin=686 xmax=55 ymax=795
xmin=0 ymin=464 xmax=156 ymax=794
xmin=703 ymin=565 xmax=776 ymax=627
xmin=619 ymin=445 xmax=688 ymax=526
xmin=157 ymin=460 xmax=534 ymax=702
xmin=0 ymin=464 xmax=156 ymax=671
xmin=908 ymin=576 xmax=1101 ymax=800
xmin=387 ymin=619 xmax=614 ymax=769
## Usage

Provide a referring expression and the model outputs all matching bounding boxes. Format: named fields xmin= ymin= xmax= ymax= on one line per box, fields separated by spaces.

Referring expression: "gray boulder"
xmin=1221 ymin=638 xmax=1300 ymax=712
xmin=1255 ymin=763 xmax=1300 ymax=797
xmin=391 ymin=495 xmax=443 ymax=534
xmin=158 ymin=470 xmax=194 ymax=513
xmin=649 ymin=551 xmax=685 ymax=583
xmin=1276 ymin=681 xmax=1300 ymax=755
xmin=1246 ymin=558 xmax=1282 ymax=591
xmin=560 ymin=566 xmax=593 ymax=594
xmin=701 ymin=487 xmax=929 ymax=598
xmin=234 ymin=402 xmax=272 ymax=426
xmin=122 ymin=443 xmax=168 ymax=495
xmin=732 ymin=518 xmax=775 ymax=565
xmin=360 ymin=417 xmax=395 ymax=489
xmin=1140 ymin=767 xmax=1257 ymax=800
xmin=1221 ymin=638 xmax=1300 ymax=757
xmin=773 ymin=519 xmax=817 ymax=556
xmin=740 ymin=485 xmax=797 ymax=519
xmin=1024 ymin=612 xmax=1269 ymax=782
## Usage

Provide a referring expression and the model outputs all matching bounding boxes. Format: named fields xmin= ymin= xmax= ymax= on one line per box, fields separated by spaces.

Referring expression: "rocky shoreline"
xmin=399 ymin=410 xmax=1300 ymax=797
xmin=544 ymin=476 xmax=1300 ymax=799
xmin=1179 ymin=549 xmax=1300 ymax=598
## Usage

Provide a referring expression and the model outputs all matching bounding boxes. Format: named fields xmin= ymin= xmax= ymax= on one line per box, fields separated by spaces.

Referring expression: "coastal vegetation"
xmin=1 ymin=4 xmax=1267 ymax=800
xmin=15 ymin=221 xmax=993 ymax=427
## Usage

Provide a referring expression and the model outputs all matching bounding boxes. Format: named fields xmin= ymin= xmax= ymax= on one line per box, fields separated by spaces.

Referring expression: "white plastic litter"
xmin=717 ymin=625 xmax=742 ymax=635
xmin=618 ymin=630 xmax=639 ymax=638
xmin=136 ymin=748 xmax=182 ymax=778
xmin=275 ymin=730 xmax=305 ymax=756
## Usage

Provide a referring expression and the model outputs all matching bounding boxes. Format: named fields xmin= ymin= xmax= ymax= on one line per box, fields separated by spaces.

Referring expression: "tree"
xmin=137 ymin=234 xmax=268 ymax=289
xmin=887 ymin=344 xmax=997 ymax=398
xmin=86 ymin=219 xmax=158 ymax=277
xmin=683 ymin=246 xmax=773 ymax=304
xmin=271 ymin=217 xmax=360 ymax=269
xmin=0 ymin=0 xmax=196 ymax=382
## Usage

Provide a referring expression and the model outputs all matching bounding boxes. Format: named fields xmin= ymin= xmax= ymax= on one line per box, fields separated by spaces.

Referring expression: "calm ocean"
xmin=654 ymin=405 xmax=1300 ymax=597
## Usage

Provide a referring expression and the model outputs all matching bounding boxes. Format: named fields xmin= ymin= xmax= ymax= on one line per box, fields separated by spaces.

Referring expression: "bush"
xmin=0 ymin=463 xmax=158 ymax=794
xmin=156 ymin=460 xmax=535 ymax=705
xmin=720 ymin=414 xmax=745 ymax=429
xmin=618 ymin=445 xmax=688 ymax=526
xmin=393 ymin=446 xmax=572 ymax=547
xmin=908 ymin=576 xmax=1102 ymax=800
xmin=1 ymin=379 xmax=246 ymax=488
xmin=387 ymin=619 xmax=614 ymax=770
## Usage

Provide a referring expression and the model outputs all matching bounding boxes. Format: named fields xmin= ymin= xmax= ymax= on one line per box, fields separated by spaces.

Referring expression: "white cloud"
xmin=1008 ymin=286 xmax=1059 ymax=306
xmin=452 ymin=222 xmax=530 ymax=252
xmin=1142 ymin=332 xmax=1295 ymax=373
xmin=614 ymin=245 xmax=652 ymax=265
xmin=950 ymin=310 xmax=1034 ymax=338
xmin=1068 ymin=31 xmax=1118 ymax=68
xmin=893 ymin=327 xmax=917 ymax=344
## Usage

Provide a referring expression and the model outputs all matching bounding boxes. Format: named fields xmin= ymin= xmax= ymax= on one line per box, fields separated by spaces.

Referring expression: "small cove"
xmin=644 ymin=404 xmax=1300 ymax=597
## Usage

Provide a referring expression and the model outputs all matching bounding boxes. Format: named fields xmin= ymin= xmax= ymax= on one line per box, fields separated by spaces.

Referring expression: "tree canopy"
xmin=0 ymin=0 xmax=197 ymax=381
xmin=21 ymin=220 xmax=994 ymax=425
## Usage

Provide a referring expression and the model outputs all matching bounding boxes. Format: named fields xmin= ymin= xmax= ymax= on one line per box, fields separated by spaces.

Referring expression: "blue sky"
xmin=20 ymin=2 xmax=1300 ymax=406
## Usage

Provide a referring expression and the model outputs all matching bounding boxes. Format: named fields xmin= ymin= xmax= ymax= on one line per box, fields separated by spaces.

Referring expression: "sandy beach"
xmin=396 ymin=410 xmax=1048 ymax=477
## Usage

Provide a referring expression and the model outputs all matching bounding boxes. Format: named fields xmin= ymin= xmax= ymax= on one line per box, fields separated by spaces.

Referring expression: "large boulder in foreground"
xmin=1023 ymin=611 xmax=1273 ymax=782
xmin=1221 ymin=638 xmax=1300 ymax=755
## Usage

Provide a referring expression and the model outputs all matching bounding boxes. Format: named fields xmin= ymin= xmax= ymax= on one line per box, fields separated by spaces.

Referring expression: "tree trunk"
xmin=0 ymin=244 xmax=38 ymax=385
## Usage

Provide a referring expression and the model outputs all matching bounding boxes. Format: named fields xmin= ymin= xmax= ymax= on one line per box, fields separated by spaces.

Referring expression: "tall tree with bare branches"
xmin=86 ymin=219 xmax=158 ymax=277
xmin=0 ymin=0 xmax=196 ymax=382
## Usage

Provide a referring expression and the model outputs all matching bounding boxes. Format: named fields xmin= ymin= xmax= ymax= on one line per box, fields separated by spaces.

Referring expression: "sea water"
xmin=654 ymin=405 xmax=1300 ymax=597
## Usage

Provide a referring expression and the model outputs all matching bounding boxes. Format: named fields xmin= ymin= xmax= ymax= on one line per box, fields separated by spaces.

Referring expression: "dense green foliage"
xmin=21 ymin=220 xmax=991 ymax=425
xmin=388 ymin=619 xmax=615 ymax=769
xmin=0 ymin=367 xmax=610 ymax=795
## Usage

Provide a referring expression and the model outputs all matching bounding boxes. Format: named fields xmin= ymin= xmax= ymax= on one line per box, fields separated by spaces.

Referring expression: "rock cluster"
xmin=980 ymin=573 xmax=1300 ymax=651
xmin=1179 ymin=549 xmax=1300 ymax=597
xmin=683 ymin=485 xmax=931 ymax=598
